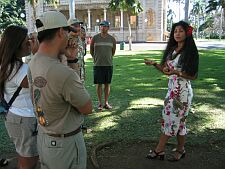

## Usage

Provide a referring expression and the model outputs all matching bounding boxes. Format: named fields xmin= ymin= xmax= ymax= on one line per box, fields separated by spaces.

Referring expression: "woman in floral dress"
xmin=144 ymin=21 xmax=199 ymax=161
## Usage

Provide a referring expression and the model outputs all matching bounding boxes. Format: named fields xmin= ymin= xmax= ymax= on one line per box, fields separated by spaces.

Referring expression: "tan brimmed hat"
xmin=68 ymin=18 xmax=83 ymax=25
xmin=36 ymin=11 xmax=74 ymax=32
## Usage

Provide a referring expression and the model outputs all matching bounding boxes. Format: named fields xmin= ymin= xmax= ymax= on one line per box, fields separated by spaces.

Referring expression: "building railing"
xmin=87 ymin=26 xmax=139 ymax=32
xmin=59 ymin=0 xmax=110 ymax=5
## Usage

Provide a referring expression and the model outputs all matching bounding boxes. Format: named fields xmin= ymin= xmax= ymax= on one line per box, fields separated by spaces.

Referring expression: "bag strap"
xmin=7 ymin=86 xmax=22 ymax=108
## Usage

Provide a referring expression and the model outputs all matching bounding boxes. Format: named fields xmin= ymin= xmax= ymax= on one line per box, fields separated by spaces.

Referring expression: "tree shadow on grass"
xmin=0 ymin=50 xmax=224 ymax=155
xmin=84 ymin=50 xmax=225 ymax=147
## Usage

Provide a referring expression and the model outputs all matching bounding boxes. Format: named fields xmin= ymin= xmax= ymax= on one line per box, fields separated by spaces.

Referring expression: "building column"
xmin=88 ymin=9 xmax=91 ymax=31
xmin=69 ymin=0 xmax=75 ymax=19
xmin=120 ymin=9 xmax=123 ymax=31
xmin=104 ymin=8 xmax=107 ymax=20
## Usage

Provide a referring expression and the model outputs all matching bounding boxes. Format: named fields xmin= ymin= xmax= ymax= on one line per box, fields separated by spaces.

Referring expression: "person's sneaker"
xmin=97 ymin=104 xmax=103 ymax=111
xmin=103 ymin=104 xmax=112 ymax=109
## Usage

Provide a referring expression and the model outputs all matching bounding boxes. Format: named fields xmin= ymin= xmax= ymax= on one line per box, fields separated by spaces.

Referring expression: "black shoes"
xmin=146 ymin=150 xmax=165 ymax=160
xmin=146 ymin=149 xmax=186 ymax=162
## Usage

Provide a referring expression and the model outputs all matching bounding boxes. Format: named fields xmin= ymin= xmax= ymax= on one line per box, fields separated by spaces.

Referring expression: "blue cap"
xmin=100 ymin=20 xmax=110 ymax=27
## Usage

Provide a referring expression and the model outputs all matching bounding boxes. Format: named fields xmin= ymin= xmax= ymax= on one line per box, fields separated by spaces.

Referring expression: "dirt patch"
xmin=95 ymin=140 xmax=225 ymax=169
xmin=3 ymin=140 xmax=225 ymax=169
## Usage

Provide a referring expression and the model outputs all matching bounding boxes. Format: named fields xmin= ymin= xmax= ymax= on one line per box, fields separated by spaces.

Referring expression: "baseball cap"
xmin=36 ymin=11 xmax=74 ymax=33
xmin=100 ymin=20 xmax=110 ymax=27
xmin=68 ymin=18 xmax=83 ymax=25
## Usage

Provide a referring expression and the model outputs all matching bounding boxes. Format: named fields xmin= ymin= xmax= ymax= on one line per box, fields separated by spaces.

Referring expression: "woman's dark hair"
xmin=0 ymin=25 xmax=28 ymax=98
xmin=161 ymin=21 xmax=199 ymax=76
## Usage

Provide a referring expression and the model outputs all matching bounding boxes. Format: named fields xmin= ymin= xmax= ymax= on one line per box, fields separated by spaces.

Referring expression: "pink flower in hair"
xmin=187 ymin=26 xmax=193 ymax=36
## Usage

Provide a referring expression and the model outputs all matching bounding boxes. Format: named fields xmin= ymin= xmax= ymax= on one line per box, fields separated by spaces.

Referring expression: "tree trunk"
xmin=30 ymin=0 xmax=37 ymax=33
xmin=184 ymin=0 xmax=189 ymax=22
xmin=178 ymin=0 xmax=181 ymax=21
xmin=127 ymin=14 xmax=132 ymax=51
xmin=219 ymin=8 xmax=223 ymax=40
xmin=196 ymin=14 xmax=199 ymax=40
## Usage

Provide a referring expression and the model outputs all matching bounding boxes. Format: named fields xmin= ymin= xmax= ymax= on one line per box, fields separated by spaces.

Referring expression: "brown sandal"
xmin=167 ymin=149 xmax=186 ymax=162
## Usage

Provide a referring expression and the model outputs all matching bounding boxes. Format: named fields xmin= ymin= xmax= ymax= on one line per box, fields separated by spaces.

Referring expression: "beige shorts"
xmin=38 ymin=127 xmax=86 ymax=169
xmin=5 ymin=112 xmax=38 ymax=157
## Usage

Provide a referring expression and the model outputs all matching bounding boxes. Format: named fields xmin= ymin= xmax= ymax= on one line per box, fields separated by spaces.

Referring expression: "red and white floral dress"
xmin=161 ymin=51 xmax=193 ymax=136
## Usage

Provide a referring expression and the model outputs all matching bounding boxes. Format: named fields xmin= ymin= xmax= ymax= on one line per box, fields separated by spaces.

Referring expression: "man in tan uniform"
xmin=68 ymin=18 xmax=86 ymax=83
xmin=28 ymin=11 xmax=92 ymax=169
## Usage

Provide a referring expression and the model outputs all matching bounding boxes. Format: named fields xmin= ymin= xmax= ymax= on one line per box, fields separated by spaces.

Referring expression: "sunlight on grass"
xmin=134 ymin=83 xmax=154 ymax=87
xmin=2 ymin=50 xmax=225 ymax=155
xmin=96 ymin=113 xmax=118 ymax=131
xmin=204 ymin=78 xmax=217 ymax=82
xmin=116 ymin=50 xmax=162 ymax=56
xmin=198 ymin=104 xmax=225 ymax=129
xmin=212 ymin=85 xmax=224 ymax=92
xmin=128 ymin=97 xmax=163 ymax=109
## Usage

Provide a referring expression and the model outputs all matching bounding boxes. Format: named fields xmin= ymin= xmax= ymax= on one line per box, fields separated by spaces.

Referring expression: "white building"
xmin=25 ymin=0 xmax=168 ymax=42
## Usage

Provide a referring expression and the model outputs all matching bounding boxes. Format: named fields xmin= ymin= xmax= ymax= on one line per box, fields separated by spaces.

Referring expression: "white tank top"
xmin=4 ymin=63 xmax=35 ymax=117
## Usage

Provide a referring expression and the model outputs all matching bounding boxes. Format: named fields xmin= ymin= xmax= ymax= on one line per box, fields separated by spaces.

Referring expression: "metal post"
xmin=88 ymin=9 xmax=91 ymax=31
xmin=69 ymin=0 xmax=75 ymax=19
xmin=104 ymin=8 xmax=107 ymax=20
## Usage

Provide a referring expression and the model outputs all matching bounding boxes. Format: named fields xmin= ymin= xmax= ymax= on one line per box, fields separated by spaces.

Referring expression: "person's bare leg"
xmin=177 ymin=134 xmax=185 ymax=151
xmin=96 ymin=84 xmax=102 ymax=106
xmin=104 ymin=83 xmax=111 ymax=106
xmin=147 ymin=134 xmax=169 ymax=159
xmin=155 ymin=134 xmax=170 ymax=152
xmin=18 ymin=155 xmax=39 ymax=169
xmin=173 ymin=134 xmax=186 ymax=159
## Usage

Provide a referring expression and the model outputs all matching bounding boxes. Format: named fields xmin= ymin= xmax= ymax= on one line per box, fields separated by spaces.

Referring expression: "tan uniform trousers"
xmin=37 ymin=127 xmax=87 ymax=169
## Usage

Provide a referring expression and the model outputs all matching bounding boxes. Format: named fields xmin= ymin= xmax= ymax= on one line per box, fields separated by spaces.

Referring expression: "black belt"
xmin=47 ymin=127 xmax=81 ymax=138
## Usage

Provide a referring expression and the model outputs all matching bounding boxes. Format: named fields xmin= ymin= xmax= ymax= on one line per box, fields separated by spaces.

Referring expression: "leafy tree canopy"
xmin=109 ymin=0 xmax=143 ymax=15
xmin=0 ymin=0 xmax=26 ymax=33
xmin=206 ymin=0 xmax=225 ymax=13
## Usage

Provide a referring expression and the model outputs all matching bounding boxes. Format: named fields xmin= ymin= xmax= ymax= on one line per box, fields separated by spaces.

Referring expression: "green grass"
xmin=84 ymin=50 xmax=225 ymax=145
xmin=0 ymin=50 xmax=224 ymax=154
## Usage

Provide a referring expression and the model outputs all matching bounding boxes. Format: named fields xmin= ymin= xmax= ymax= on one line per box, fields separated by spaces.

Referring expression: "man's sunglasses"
xmin=63 ymin=27 xmax=77 ymax=33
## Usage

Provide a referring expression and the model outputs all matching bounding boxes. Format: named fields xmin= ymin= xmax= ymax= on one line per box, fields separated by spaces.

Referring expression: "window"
xmin=115 ymin=16 xmax=120 ymax=28
xmin=130 ymin=16 xmax=137 ymax=28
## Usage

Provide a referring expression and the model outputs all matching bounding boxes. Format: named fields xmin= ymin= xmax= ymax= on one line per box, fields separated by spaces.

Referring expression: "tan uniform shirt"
xmin=70 ymin=35 xmax=85 ymax=82
xmin=28 ymin=53 xmax=90 ymax=134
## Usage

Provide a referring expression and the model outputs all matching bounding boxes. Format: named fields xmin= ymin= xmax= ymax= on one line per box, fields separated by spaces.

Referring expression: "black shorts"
xmin=93 ymin=66 xmax=113 ymax=84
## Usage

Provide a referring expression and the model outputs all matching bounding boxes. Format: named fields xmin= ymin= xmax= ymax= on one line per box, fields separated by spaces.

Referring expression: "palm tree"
xmin=171 ymin=0 xmax=183 ymax=20
xmin=190 ymin=1 xmax=204 ymax=39
xmin=206 ymin=0 xmax=225 ymax=18
xmin=170 ymin=0 xmax=189 ymax=22
xmin=206 ymin=0 xmax=225 ymax=39
xmin=167 ymin=9 xmax=176 ymax=31
xmin=184 ymin=0 xmax=190 ymax=22
xmin=109 ymin=0 xmax=143 ymax=50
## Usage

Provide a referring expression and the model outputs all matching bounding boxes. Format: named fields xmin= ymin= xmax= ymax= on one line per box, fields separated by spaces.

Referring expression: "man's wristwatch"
xmin=67 ymin=58 xmax=78 ymax=63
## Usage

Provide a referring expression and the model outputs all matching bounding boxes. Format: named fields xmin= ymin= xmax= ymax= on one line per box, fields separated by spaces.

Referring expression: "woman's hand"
xmin=144 ymin=59 xmax=157 ymax=66
xmin=163 ymin=67 xmax=176 ymax=75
